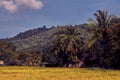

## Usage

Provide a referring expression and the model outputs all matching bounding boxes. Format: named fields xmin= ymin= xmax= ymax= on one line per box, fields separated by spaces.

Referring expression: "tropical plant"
xmin=87 ymin=10 xmax=116 ymax=48
xmin=86 ymin=10 xmax=118 ymax=68
xmin=52 ymin=26 xmax=84 ymax=67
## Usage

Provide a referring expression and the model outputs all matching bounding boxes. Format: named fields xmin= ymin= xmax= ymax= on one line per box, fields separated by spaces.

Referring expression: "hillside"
xmin=9 ymin=24 xmax=88 ymax=52
xmin=10 ymin=27 xmax=49 ymax=40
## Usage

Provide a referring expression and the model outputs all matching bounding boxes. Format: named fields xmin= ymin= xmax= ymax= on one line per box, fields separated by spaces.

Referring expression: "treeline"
xmin=0 ymin=41 xmax=42 ymax=66
xmin=0 ymin=10 xmax=120 ymax=69
xmin=10 ymin=26 xmax=48 ymax=40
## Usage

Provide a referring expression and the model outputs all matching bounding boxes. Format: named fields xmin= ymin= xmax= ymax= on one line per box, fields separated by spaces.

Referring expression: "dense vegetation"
xmin=0 ymin=10 xmax=120 ymax=69
xmin=10 ymin=26 xmax=49 ymax=40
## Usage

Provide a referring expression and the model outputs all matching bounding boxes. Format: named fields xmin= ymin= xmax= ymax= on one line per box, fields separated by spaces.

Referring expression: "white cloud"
xmin=16 ymin=0 xmax=43 ymax=9
xmin=0 ymin=0 xmax=18 ymax=13
xmin=0 ymin=0 xmax=43 ymax=13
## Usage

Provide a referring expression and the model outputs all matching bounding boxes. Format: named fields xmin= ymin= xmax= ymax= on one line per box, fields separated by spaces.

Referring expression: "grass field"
xmin=0 ymin=66 xmax=120 ymax=80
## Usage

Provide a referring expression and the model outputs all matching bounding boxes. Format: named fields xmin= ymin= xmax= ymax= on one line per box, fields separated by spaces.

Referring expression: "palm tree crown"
xmin=87 ymin=10 xmax=116 ymax=48
xmin=52 ymin=26 xmax=84 ymax=66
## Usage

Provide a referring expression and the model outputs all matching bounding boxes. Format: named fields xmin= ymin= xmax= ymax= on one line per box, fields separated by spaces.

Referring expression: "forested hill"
xmin=10 ymin=26 xmax=49 ymax=40
xmin=9 ymin=24 xmax=88 ymax=52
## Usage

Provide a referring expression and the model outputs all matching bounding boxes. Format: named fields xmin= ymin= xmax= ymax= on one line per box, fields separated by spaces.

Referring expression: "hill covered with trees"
xmin=0 ymin=10 xmax=120 ymax=69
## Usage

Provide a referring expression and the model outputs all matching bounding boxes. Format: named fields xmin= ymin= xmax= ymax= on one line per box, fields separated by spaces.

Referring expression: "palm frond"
xmin=87 ymin=35 xmax=98 ymax=48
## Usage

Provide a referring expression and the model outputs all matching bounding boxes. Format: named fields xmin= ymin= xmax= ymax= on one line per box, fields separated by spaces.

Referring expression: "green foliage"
xmin=50 ymin=26 xmax=85 ymax=67
xmin=17 ymin=51 xmax=42 ymax=66
xmin=17 ymin=51 xmax=31 ymax=65
xmin=0 ymin=41 xmax=17 ymax=65
xmin=0 ymin=10 xmax=120 ymax=69
xmin=85 ymin=10 xmax=120 ymax=69
xmin=87 ymin=10 xmax=116 ymax=48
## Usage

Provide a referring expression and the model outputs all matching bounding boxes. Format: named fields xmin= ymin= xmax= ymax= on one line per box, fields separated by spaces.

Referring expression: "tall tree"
xmin=86 ymin=10 xmax=117 ymax=68
xmin=87 ymin=10 xmax=116 ymax=47
xmin=52 ymin=26 xmax=84 ymax=67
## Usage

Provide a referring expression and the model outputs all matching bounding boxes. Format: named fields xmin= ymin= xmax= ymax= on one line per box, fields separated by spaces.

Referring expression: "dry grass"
xmin=0 ymin=66 xmax=120 ymax=80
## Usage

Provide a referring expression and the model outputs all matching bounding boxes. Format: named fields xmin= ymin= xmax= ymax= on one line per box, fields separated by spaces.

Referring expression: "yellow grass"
xmin=0 ymin=66 xmax=120 ymax=80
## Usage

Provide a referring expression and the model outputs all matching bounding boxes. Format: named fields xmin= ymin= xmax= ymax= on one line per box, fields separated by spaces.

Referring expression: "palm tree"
xmin=86 ymin=10 xmax=118 ymax=68
xmin=53 ymin=26 xmax=84 ymax=67
xmin=87 ymin=10 xmax=116 ymax=48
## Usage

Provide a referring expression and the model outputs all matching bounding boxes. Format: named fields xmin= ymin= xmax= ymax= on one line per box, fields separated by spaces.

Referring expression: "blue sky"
xmin=0 ymin=0 xmax=120 ymax=39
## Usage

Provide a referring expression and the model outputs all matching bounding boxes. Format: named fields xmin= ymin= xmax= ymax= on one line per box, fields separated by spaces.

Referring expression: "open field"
xmin=0 ymin=66 xmax=120 ymax=80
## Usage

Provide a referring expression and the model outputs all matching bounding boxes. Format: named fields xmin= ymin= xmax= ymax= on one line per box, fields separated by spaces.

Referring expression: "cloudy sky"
xmin=0 ymin=0 xmax=120 ymax=38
